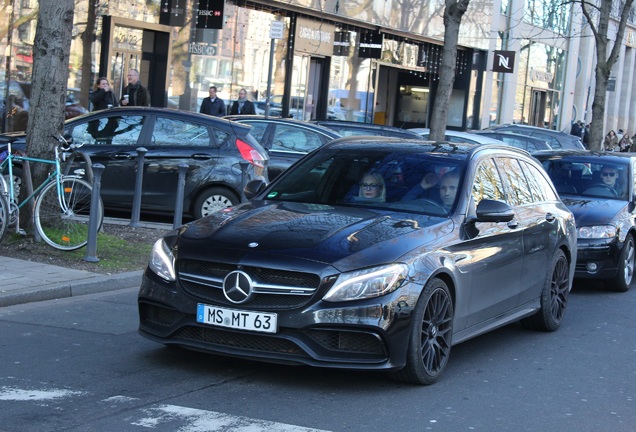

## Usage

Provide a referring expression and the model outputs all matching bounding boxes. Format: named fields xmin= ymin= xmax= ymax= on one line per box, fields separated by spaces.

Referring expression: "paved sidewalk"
xmin=0 ymin=257 xmax=142 ymax=307
xmin=0 ymin=217 xmax=172 ymax=307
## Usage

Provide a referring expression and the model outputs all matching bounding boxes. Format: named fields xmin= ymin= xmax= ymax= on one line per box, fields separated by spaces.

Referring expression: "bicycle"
xmin=0 ymin=134 xmax=104 ymax=250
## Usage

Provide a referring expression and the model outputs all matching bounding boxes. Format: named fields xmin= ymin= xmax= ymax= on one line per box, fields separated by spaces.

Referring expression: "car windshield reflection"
xmin=540 ymin=158 xmax=630 ymax=201
xmin=264 ymin=146 xmax=466 ymax=216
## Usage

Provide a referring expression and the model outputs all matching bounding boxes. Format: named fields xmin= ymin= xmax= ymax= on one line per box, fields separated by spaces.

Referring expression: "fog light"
xmin=586 ymin=262 xmax=598 ymax=273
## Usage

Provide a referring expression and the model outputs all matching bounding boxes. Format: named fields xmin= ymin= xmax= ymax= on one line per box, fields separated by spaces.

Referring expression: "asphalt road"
xmin=0 ymin=281 xmax=634 ymax=432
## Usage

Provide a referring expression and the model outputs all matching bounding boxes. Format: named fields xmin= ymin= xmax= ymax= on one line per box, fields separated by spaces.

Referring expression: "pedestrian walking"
xmin=604 ymin=130 xmax=618 ymax=151
xmin=120 ymin=69 xmax=151 ymax=107
xmin=200 ymin=86 xmax=226 ymax=116
xmin=90 ymin=77 xmax=119 ymax=111
xmin=229 ymin=88 xmax=256 ymax=115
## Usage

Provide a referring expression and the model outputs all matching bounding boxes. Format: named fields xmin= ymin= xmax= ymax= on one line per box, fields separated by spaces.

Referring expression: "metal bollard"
xmin=238 ymin=161 xmax=250 ymax=202
xmin=129 ymin=147 xmax=147 ymax=227
xmin=83 ymin=164 xmax=105 ymax=262
xmin=173 ymin=164 xmax=189 ymax=229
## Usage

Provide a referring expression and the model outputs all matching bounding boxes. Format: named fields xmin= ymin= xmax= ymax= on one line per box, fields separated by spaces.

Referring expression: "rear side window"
xmin=496 ymin=157 xmax=532 ymax=205
xmin=272 ymin=125 xmax=324 ymax=153
xmin=242 ymin=121 xmax=268 ymax=145
xmin=153 ymin=117 xmax=210 ymax=146
xmin=72 ymin=115 xmax=144 ymax=146
xmin=529 ymin=132 xmax=561 ymax=149
xmin=520 ymin=160 xmax=558 ymax=202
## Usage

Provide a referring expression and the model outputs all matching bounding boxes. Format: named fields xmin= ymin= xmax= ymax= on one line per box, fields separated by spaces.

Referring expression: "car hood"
xmin=176 ymin=200 xmax=453 ymax=273
xmin=561 ymin=196 xmax=627 ymax=226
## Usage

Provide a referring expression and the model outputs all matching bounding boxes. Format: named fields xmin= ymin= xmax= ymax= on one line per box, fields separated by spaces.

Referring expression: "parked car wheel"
xmin=520 ymin=249 xmax=569 ymax=331
xmin=193 ymin=187 xmax=239 ymax=219
xmin=613 ymin=234 xmax=634 ymax=292
xmin=392 ymin=278 xmax=453 ymax=385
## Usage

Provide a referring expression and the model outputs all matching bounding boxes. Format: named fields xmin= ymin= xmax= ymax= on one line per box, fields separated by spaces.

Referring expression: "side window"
xmin=272 ymin=125 xmax=323 ymax=153
xmin=472 ymin=158 xmax=506 ymax=206
xmin=71 ymin=115 xmax=144 ymax=146
xmin=154 ymin=117 xmax=210 ymax=146
xmin=531 ymin=132 xmax=560 ymax=149
xmin=496 ymin=157 xmax=532 ymax=205
xmin=521 ymin=160 xmax=558 ymax=201
xmin=243 ymin=122 xmax=268 ymax=145
xmin=212 ymin=129 xmax=230 ymax=146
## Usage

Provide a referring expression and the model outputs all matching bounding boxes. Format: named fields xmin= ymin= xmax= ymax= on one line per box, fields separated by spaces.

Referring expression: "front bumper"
xmin=574 ymin=239 xmax=621 ymax=279
xmin=137 ymin=268 xmax=419 ymax=370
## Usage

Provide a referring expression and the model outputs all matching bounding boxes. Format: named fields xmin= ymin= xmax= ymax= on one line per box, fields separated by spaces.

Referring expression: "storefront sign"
xmin=159 ymin=0 xmax=186 ymax=27
xmin=529 ymin=67 xmax=553 ymax=83
xmin=294 ymin=17 xmax=335 ymax=56
xmin=492 ymin=50 xmax=515 ymax=73
xmin=334 ymin=31 xmax=351 ymax=56
xmin=196 ymin=0 xmax=224 ymax=30
xmin=358 ymin=32 xmax=383 ymax=59
xmin=189 ymin=42 xmax=217 ymax=56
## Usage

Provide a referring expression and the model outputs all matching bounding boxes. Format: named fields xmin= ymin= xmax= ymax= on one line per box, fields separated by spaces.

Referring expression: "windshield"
xmin=262 ymin=146 xmax=467 ymax=216
xmin=540 ymin=158 xmax=630 ymax=200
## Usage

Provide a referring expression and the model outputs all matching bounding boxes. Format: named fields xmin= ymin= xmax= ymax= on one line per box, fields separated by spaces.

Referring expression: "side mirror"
xmin=244 ymin=179 xmax=267 ymax=200
xmin=472 ymin=199 xmax=515 ymax=223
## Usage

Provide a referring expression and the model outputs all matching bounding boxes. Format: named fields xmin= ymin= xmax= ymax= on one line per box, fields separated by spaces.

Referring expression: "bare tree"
xmin=23 ymin=0 xmax=74 ymax=229
xmin=579 ymin=0 xmax=634 ymax=150
xmin=429 ymin=0 xmax=470 ymax=141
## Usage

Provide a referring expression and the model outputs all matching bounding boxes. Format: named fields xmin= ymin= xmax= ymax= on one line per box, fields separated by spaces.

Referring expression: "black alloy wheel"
xmin=392 ymin=278 xmax=454 ymax=385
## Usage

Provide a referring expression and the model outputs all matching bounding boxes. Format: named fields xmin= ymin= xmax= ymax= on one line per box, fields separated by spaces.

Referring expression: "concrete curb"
xmin=0 ymin=270 xmax=142 ymax=307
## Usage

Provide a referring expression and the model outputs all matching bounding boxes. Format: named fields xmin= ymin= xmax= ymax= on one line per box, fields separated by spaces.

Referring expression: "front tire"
xmin=612 ymin=234 xmax=634 ymax=292
xmin=520 ymin=249 xmax=569 ymax=331
xmin=193 ymin=187 xmax=239 ymax=219
xmin=391 ymin=278 xmax=454 ymax=385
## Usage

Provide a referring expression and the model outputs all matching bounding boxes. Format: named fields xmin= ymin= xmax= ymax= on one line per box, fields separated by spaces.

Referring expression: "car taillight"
xmin=236 ymin=138 xmax=266 ymax=169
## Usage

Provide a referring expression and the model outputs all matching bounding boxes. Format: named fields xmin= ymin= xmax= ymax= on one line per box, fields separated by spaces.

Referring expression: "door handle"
xmin=191 ymin=154 xmax=212 ymax=160
xmin=507 ymin=220 xmax=518 ymax=229
xmin=113 ymin=153 xmax=133 ymax=159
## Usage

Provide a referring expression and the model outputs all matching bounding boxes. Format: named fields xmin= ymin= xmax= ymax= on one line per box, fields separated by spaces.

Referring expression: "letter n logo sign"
xmin=492 ymin=50 xmax=516 ymax=73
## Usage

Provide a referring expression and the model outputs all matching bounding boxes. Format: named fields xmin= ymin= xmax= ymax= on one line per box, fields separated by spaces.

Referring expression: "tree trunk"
xmin=23 ymin=0 xmax=74 ymax=232
xmin=580 ymin=0 xmax=634 ymax=151
xmin=429 ymin=0 xmax=470 ymax=141
xmin=80 ymin=0 xmax=97 ymax=110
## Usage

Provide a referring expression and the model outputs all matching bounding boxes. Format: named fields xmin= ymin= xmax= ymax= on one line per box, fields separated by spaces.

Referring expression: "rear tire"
xmin=520 ymin=249 xmax=569 ymax=331
xmin=193 ymin=187 xmax=239 ymax=219
xmin=391 ymin=278 xmax=454 ymax=385
xmin=34 ymin=178 xmax=103 ymax=251
xmin=611 ymin=234 xmax=634 ymax=292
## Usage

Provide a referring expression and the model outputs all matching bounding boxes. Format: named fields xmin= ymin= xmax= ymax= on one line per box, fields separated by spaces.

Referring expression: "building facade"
xmin=0 ymin=0 xmax=634 ymax=138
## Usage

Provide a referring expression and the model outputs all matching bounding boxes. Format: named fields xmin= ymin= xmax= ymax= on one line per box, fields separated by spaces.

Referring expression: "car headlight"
xmin=323 ymin=264 xmax=408 ymax=302
xmin=577 ymin=225 xmax=616 ymax=239
xmin=149 ymin=238 xmax=176 ymax=281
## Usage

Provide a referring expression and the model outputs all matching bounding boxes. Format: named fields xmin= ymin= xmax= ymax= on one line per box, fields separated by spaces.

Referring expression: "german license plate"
xmin=196 ymin=304 xmax=278 ymax=334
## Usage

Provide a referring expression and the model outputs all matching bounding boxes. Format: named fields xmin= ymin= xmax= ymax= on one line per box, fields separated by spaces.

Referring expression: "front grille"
xmin=177 ymin=258 xmax=323 ymax=309
xmin=306 ymin=329 xmax=387 ymax=355
xmin=172 ymin=326 xmax=307 ymax=356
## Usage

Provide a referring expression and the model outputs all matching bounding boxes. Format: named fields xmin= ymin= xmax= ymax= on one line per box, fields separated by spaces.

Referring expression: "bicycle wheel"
xmin=0 ymin=192 xmax=8 ymax=244
xmin=63 ymin=151 xmax=94 ymax=184
xmin=34 ymin=178 xmax=104 ymax=251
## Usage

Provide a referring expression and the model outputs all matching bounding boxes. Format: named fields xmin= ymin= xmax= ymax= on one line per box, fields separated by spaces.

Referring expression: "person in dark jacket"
xmin=200 ymin=86 xmax=226 ymax=116
xmin=90 ymin=77 xmax=119 ymax=111
xmin=120 ymin=69 xmax=151 ymax=107
xmin=229 ymin=88 xmax=256 ymax=115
